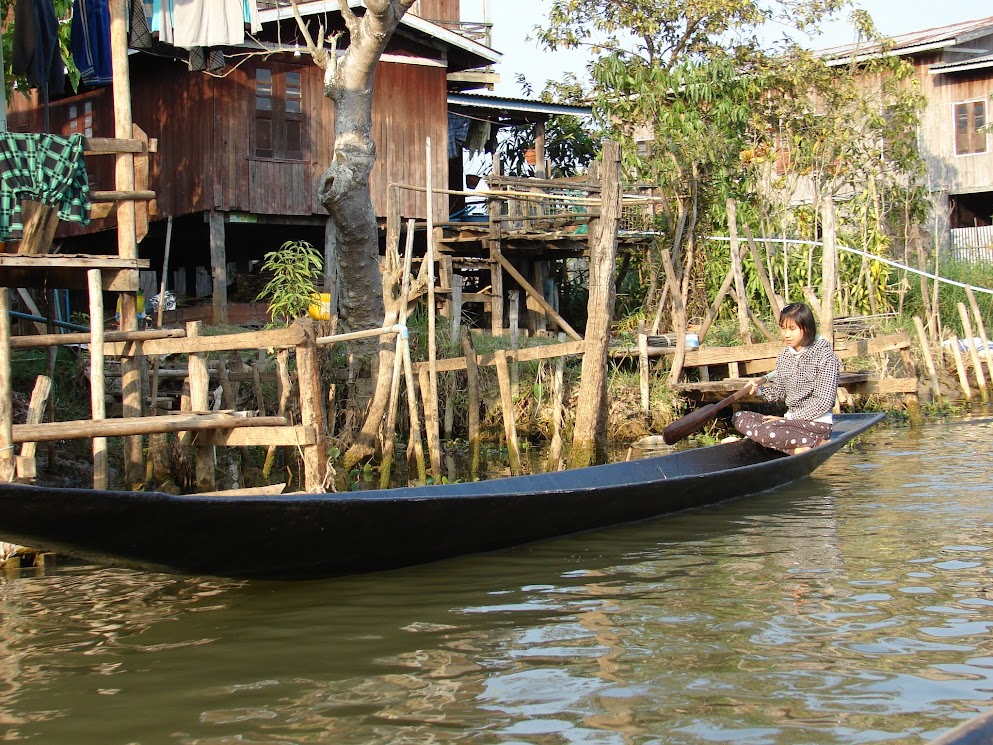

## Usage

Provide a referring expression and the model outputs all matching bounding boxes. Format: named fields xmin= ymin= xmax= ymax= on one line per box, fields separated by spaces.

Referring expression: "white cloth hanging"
xmin=171 ymin=0 xmax=245 ymax=49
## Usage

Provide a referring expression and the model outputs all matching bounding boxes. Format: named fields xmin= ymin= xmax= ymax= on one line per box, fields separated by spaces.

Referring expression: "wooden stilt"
xmin=489 ymin=156 xmax=504 ymax=335
xmin=508 ymin=290 xmax=520 ymax=396
xmin=495 ymin=253 xmax=581 ymax=341
xmin=209 ymin=210 xmax=228 ymax=325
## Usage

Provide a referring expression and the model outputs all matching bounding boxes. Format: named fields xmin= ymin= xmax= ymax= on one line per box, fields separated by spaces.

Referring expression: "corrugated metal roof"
xmin=817 ymin=15 xmax=993 ymax=62
xmin=929 ymin=52 xmax=993 ymax=74
xmin=256 ymin=1 xmax=500 ymax=65
xmin=448 ymin=93 xmax=592 ymax=119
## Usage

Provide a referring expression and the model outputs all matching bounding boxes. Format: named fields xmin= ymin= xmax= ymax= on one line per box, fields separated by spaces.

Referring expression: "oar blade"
xmin=661 ymin=404 xmax=717 ymax=445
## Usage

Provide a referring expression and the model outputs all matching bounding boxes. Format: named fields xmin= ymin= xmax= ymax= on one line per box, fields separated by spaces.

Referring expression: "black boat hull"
xmin=0 ymin=413 xmax=884 ymax=578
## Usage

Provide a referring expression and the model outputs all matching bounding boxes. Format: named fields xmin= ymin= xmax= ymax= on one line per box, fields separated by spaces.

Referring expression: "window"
xmin=955 ymin=100 xmax=987 ymax=156
xmin=254 ymin=66 xmax=304 ymax=160
xmin=68 ymin=101 xmax=93 ymax=137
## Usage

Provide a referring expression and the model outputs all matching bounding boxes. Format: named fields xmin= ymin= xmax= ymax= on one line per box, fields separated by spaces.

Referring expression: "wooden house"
xmin=819 ymin=15 xmax=993 ymax=259
xmin=5 ymin=0 xmax=500 ymax=324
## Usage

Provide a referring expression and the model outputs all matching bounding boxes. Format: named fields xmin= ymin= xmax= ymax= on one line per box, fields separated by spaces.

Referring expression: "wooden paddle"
xmin=662 ymin=375 xmax=770 ymax=445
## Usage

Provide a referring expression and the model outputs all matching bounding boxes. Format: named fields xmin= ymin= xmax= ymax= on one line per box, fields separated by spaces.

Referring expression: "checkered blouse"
xmin=758 ymin=335 xmax=840 ymax=421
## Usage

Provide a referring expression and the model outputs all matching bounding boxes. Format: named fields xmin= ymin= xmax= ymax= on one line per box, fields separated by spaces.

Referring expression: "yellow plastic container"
xmin=307 ymin=293 xmax=332 ymax=321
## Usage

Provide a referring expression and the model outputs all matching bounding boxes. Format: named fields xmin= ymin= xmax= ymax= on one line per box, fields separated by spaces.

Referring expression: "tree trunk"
xmin=291 ymin=1 xmax=416 ymax=467
xmin=300 ymin=0 xmax=416 ymax=342
xmin=569 ymin=141 xmax=621 ymax=469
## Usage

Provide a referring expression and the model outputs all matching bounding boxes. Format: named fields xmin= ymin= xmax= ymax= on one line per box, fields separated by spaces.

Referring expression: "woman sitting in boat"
xmin=731 ymin=302 xmax=840 ymax=455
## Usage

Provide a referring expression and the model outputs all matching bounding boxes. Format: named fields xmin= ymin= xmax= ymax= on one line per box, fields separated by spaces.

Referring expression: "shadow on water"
xmin=3 ymin=420 xmax=993 ymax=742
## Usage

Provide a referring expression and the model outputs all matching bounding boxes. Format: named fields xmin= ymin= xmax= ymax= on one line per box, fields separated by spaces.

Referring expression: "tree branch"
xmin=339 ymin=0 xmax=359 ymax=36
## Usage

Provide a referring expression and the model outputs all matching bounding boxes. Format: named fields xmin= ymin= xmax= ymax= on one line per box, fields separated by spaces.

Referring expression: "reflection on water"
xmin=2 ymin=420 xmax=993 ymax=743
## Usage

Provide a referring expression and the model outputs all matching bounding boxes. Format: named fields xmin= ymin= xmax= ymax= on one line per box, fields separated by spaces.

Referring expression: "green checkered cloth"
xmin=0 ymin=132 xmax=91 ymax=242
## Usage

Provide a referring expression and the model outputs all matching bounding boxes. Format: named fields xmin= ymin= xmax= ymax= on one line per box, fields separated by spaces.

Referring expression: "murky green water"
xmin=3 ymin=419 xmax=993 ymax=743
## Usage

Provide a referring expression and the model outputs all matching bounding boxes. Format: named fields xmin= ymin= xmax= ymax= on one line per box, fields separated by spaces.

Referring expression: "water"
xmin=3 ymin=419 xmax=993 ymax=743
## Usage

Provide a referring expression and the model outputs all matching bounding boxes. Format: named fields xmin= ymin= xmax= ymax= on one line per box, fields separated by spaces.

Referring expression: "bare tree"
xmin=290 ymin=1 xmax=417 ymax=469
xmin=291 ymin=0 xmax=416 ymax=335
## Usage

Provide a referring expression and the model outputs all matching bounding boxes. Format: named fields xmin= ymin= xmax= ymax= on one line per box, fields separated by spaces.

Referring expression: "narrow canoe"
xmin=0 ymin=412 xmax=884 ymax=578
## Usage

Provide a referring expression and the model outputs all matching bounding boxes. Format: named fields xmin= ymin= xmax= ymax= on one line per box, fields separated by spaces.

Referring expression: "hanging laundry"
xmin=0 ymin=133 xmax=92 ymax=242
xmin=148 ymin=1 xmax=258 ymax=48
xmin=128 ymin=0 xmax=154 ymax=49
xmin=172 ymin=0 xmax=245 ymax=49
xmin=448 ymin=113 xmax=471 ymax=159
xmin=244 ymin=0 xmax=261 ymax=35
xmin=149 ymin=0 xmax=174 ymax=45
xmin=12 ymin=0 xmax=66 ymax=101
xmin=464 ymin=120 xmax=492 ymax=157
xmin=71 ymin=0 xmax=114 ymax=87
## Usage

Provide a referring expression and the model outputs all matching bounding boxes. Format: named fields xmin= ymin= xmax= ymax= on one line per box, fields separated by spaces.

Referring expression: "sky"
xmin=458 ymin=0 xmax=992 ymax=97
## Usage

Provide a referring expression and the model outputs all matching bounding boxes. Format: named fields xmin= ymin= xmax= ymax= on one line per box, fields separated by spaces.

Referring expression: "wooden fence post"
xmin=88 ymin=270 xmax=109 ymax=490
xmin=913 ymin=316 xmax=942 ymax=401
xmin=187 ymin=322 xmax=216 ymax=492
xmin=965 ymin=286 xmax=993 ymax=385
xmin=727 ymin=199 xmax=751 ymax=344
xmin=495 ymin=350 xmax=522 ymax=475
xmin=957 ymin=302 xmax=988 ymax=401
xmin=820 ymin=197 xmax=837 ymax=345
xmin=0 ymin=289 xmax=14 ymax=482
xmin=295 ymin=318 xmax=327 ymax=492
xmin=460 ymin=329 xmax=481 ymax=479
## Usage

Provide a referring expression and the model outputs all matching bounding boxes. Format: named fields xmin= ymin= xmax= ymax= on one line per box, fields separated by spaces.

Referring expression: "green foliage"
xmin=256 ymin=240 xmax=324 ymax=325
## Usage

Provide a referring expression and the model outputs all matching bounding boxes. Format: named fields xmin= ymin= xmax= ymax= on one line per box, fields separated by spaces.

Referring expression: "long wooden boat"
xmin=0 ymin=412 xmax=883 ymax=578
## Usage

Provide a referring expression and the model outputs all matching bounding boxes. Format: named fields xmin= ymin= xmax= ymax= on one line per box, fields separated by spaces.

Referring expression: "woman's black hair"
xmin=778 ymin=302 xmax=817 ymax=347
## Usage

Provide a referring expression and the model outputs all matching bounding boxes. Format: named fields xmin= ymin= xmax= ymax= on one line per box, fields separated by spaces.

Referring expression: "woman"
xmin=732 ymin=302 xmax=840 ymax=455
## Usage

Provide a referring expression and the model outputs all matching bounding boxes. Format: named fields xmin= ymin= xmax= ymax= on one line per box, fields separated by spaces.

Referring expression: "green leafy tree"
xmin=535 ymin=0 xmax=929 ymax=321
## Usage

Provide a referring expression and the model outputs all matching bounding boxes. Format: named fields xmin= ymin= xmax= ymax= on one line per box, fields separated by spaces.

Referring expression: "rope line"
xmin=708 ymin=236 xmax=993 ymax=296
